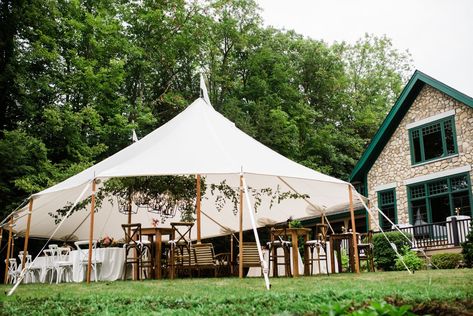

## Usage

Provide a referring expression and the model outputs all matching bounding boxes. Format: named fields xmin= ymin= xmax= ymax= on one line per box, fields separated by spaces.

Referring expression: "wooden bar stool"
xmin=305 ymin=223 xmax=329 ymax=275
xmin=358 ymin=230 xmax=375 ymax=272
xmin=267 ymin=227 xmax=292 ymax=277
xmin=122 ymin=223 xmax=153 ymax=280
xmin=169 ymin=222 xmax=194 ymax=278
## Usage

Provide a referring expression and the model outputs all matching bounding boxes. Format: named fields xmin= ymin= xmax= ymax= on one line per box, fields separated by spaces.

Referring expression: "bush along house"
xmin=350 ymin=70 xmax=473 ymax=253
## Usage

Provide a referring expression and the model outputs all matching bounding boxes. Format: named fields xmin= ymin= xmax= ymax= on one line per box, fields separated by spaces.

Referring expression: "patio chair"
xmin=74 ymin=240 xmax=103 ymax=282
xmin=169 ymin=222 xmax=194 ymax=278
xmin=358 ymin=230 xmax=375 ymax=272
xmin=238 ymin=242 xmax=263 ymax=275
xmin=189 ymin=243 xmax=229 ymax=277
xmin=267 ymin=228 xmax=292 ymax=277
xmin=305 ymin=223 xmax=329 ymax=275
xmin=54 ymin=247 xmax=73 ymax=283
xmin=18 ymin=251 xmax=41 ymax=283
xmin=5 ymin=258 xmax=20 ymax=284
xmin=122 ymin=223 xmax=153 ymax=280
xmin=42 ymin=248 xmax=56 ymax=283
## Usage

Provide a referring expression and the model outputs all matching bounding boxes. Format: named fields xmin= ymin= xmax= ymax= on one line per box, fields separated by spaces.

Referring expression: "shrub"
xmin=395 ymin=246 xmax=424 ymax=271
xmin=461 ymin=220 xmax=473 ymax=268
xmin=373 ymin=231 xmax=412 ymax=271
xmin=431 ymin=253 xmax=463 ymax=269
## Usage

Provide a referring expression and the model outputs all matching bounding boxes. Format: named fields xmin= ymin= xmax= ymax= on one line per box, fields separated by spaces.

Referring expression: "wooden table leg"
xmin=291 ymin=231 xmax=299 ymax=277
xmin=303 ymin=233 xmax=309 ymax=276
xmin=330 ymin=236 xmax=335 ymax=274
xmin=156 ymin=231 xmax=162 ymax=279
xmin=170 ymin=230 xmax=175 ymax=279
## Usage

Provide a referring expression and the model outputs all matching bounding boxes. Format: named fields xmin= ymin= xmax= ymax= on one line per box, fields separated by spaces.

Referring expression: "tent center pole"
xmin=87 ymin=179 xmax=97 ymax=284
xmin=196 ymin=174 xmax=201 ymax=243
xmin=238 ymin=175 xmax=244 ymax=278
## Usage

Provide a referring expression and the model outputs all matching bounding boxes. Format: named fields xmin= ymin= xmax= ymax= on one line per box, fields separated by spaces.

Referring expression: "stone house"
xmin=349 ymin=70 xmax=473 ymax=238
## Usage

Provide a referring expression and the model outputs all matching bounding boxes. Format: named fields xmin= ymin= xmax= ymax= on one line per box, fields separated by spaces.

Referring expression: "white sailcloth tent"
xmin=5 ymin=77 xmax=364 ymax=290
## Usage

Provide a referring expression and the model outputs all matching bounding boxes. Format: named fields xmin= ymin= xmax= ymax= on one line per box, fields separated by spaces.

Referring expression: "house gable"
xmin=350 ymin=70 xmax=473 ymax=183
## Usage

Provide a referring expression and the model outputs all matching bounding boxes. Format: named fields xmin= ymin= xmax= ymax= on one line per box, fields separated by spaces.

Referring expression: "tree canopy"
xmin=0 ymin=0 xmax=412 ymax=218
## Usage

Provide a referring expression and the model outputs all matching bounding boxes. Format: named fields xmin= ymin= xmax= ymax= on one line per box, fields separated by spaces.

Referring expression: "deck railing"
xmin=374 ymin=217 xmax=471 ymax=250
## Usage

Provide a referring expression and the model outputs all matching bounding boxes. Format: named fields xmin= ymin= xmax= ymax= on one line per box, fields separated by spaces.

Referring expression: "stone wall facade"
xmin=367 ymin=85 xmax=473 ymax=227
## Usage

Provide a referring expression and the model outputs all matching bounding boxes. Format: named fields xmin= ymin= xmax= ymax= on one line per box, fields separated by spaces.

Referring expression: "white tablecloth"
xmin=30 ymin=247 xmax=125 ymax=283
xmin=71 ymin=247 xmax=125 ymax=282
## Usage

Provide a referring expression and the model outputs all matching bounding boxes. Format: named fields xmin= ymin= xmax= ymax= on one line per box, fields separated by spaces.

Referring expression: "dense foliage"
xmin=373 ymin=232 xmax=412 ymax=271
xmin=431 ymin=253 xmax=463 ymax=269
xmin=0 ymin=0 xmax=412 ymax=218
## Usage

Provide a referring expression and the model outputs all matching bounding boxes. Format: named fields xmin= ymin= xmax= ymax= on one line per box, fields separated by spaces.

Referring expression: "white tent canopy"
xmin=9 ymin=91 xmax=362 ymax=242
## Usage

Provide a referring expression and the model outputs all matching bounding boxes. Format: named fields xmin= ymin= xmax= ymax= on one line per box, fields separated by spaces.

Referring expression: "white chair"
xmin=18 ymin=251 xmax=41 ymax=283
xmin=54 ymin=247 xmax=73 ymax=283
xmin=74 ymin=240 xmax=102 ymax=282
xmin=5 ymin=258 xmax=20 ymax=284
xmin=42 ymin=248 xmax=56 ymax=283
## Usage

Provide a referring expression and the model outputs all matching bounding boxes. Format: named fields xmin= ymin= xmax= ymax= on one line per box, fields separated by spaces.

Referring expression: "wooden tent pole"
xmin=238 ymin=175 xmax=244 ymax=278
xmin=127 ymin=193 xmax=132 ymax=240
xmin=349 ymin=185 xmax=360 ymax=274
xmin=21 ymin=199 xmax=34 ymax=270
xmin=196 ymin=174 xmax=201 ymax=243
xmin=230 ymin=233 xmax=234 ymax=275
xmin=86 ymin=179 xmax=97 ymax=284
xmin=4 ymin=217 xmax=14 ymax=284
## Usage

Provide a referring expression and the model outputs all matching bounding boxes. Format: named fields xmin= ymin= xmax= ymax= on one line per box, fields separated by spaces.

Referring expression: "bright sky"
xmin=256 ymin=0 xmax=473 ymax=97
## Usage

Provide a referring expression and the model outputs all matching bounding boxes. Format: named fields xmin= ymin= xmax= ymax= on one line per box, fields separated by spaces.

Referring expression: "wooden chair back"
xmin=240 ymin=242 xmax=261 ymax=268
xmin=191 ymin=243 xmax=216 ymax=267
xmin=121 ymin=223 xmax=142 ymax=245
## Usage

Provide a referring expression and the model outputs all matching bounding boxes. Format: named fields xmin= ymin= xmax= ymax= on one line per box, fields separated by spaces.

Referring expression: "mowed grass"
xmin=0 ymin=269 xmax=472 ymax=315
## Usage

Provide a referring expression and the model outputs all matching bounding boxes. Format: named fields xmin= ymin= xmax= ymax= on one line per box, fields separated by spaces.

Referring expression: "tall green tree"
xmin=0 ymin=0 xmax=413 ymax=220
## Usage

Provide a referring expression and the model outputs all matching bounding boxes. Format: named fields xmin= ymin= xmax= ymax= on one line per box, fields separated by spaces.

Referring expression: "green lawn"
xmin=1 ymin=269 xmax=472 ymax=315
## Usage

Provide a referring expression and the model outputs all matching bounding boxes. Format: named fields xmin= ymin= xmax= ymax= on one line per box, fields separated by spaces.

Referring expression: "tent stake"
xmin=241 ymin=175 xmax=271 ymax=290
xmin=87 ymin=179 xmax=97 ymax=284
xmin=196 ymin=174 xmax=201 ymax=243
xmin=348 ymin=185 xmax=360 ymax=274
xmin=3 ymin=217 xmax=13 ymax=284
xmin=239 ymin=175 xmax=244 ymax=278
xmin=21 ymin=199 xmax=34 ymax=270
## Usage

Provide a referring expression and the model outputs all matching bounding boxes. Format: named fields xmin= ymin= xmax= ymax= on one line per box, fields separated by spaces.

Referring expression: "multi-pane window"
xmin=409 ymin=117 xmax=457 ymax=165
xmin=408 ymin=173 xmax=472 ymax=225
xmin=377 ymin=189 xmax=397 ymax=230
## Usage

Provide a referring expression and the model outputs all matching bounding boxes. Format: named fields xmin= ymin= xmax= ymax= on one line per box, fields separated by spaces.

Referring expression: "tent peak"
xmin=199 ymin=73 xmax=211 ymax=106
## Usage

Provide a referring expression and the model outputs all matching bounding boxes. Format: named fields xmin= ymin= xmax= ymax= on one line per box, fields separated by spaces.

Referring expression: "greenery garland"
xmin=49 ymin=176 xmax=309 ymax=224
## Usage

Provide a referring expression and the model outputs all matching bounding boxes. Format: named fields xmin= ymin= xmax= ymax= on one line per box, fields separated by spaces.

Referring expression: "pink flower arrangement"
xmin=100 ymin=235 xmax=113 ymax=247
xmin=152 ymin=218 xmax=159 ymax=228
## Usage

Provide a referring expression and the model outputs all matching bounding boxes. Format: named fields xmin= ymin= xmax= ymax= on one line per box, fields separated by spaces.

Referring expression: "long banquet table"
xmin=32 ymin=247 xmax=125 ymax=283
